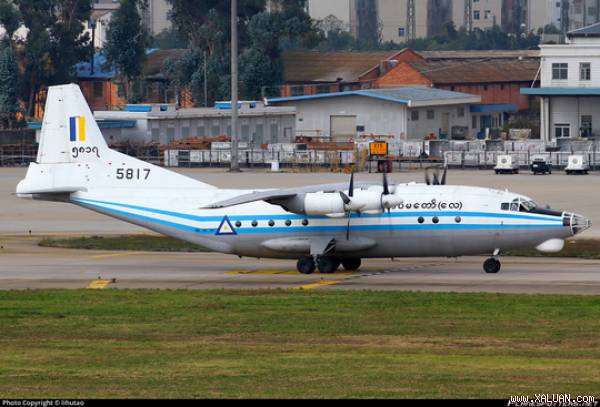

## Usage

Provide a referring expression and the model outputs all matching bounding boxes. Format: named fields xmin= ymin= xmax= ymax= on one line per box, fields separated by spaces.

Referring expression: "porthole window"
xmin=285 ymin=220 xmax=292 ymax=226
xmin=302 ymin=219 xmax=309 ymax=226
xmin=418 ymin=216 xmax=424 ymax=224
xmin=251 ymin=220 xmax=258 ymax=227
xmin=432 ymin=216 xmax=439 ymax=224
xmin=235 ymin=221 xmax=242 ymax=227
xmin=455 ymin=216 xmax=461 ymax=223
xmin=268 ymin=220 xmax=275 ymax=227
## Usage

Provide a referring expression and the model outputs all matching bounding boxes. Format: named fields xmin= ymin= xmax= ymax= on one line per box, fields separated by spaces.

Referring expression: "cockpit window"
xmin=501 ymin=203 xmax=509 ymax=211
xmin=511 ymin=198 xmax=537 ymax=212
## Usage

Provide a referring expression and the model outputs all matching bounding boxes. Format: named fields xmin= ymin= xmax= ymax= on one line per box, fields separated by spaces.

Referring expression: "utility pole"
xmin=406 ymin=0 xmax=416 ymax=41
xmin=203 ymin=50 xmax=208 ymax=108
xmin=89 ymin=19 xmax=96 ymax=75
xmin=230 ymin=0 xmax=240 ymax=172
xmin=464 ymin=0 xmax=473 ymax=32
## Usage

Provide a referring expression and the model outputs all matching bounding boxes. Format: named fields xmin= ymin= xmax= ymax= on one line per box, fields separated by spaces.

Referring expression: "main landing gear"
xmin=296 ymin=256 xmax=362 ymax=274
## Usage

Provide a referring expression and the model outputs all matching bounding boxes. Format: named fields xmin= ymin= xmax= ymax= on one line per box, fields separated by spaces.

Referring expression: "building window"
xmin=474 ymin=10 xmax=480 ymax=20
xmin=484 ymin=10 xmax=491 ymax=19
xmin=554 ymin=123 xmax=570 ymax=138
xmin=581 ymin=115 xmax=592 ymax=137
xmin=427 ymin=110 xmax=434 ymax=120
xmin=472 ymin=115 xmax=477 ymax=129
xmin=291 ymin=85 xmax=304 ymax=96
xmin=457 ymin=107 xmax=465 ymax=117
xmin=93 ymin=81 xmax=103 ymax=98
xmin=580 ymin=63 xmax=591 ymax=81
xmin=411 ymin=110 xmax=419 ymax=121
xmin=552 ymin=63 xmax=568 ymax=80
xmin=398 ymin=27 xmax=405 ymax=37
xmin=316 ymin=84 xmax=330 ymax=94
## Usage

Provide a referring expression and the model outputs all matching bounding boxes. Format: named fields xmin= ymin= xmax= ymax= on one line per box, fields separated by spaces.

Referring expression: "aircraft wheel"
xmin=317 ymin=256 xmax=339 ymax=274
xmin=297 ymin=256 xmax=316 ymax=274
xmin=483 ymin=258 xmax=501 ymax=274
xmin=341 ymin=258 xmax=361 ymax=271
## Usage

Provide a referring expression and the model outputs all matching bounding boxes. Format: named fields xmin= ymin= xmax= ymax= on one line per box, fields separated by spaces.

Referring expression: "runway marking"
xmin=91 ymin=252 xmax=144 ymax=259
xmin=87 ymin=279 xmax=112 ymax=289
xmin=294 ymin=280 xmax=341 ymax=290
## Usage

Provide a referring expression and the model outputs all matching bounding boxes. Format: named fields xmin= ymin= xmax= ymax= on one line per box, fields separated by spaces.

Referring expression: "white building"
xmin=267 ymin=87 xmax=481 ymax=142
xmin=522 ymin=22 xmax=600 ymax=142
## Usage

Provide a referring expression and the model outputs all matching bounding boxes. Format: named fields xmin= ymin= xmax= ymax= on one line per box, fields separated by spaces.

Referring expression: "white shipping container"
xmin=189 ymin=150 xmax=202 ymax=163
xmin=164 ymin=150 xmax=179 ymax=167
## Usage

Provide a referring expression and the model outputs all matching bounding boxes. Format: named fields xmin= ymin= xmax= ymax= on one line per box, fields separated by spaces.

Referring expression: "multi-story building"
xmin=521 ymin=22 xmax=600 ymax=142
xmin=87 ymin=0 xmax=172 ymax=48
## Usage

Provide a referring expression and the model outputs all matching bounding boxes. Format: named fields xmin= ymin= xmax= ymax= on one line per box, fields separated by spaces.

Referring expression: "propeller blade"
xmin=339 ymin=191 xmax=351 ymax=205
xmin=348 ymin=172 xmax=354 ymax=197
xmin=425 ymin=168 xmax=431 ymax=185
xmin=440 ymin=165 xmax=448 ymax=185
xmin=382 ymin=172 xmax=389 ymax=195
xmin=432 ymin=171 xmax=440 ymax=185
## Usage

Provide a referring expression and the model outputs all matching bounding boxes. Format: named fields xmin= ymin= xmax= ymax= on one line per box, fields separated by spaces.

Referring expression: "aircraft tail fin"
xmin=17 ymin=84 xmax=216 ymax=196
xmin=37 ymin=83 xmax=109 ymax=164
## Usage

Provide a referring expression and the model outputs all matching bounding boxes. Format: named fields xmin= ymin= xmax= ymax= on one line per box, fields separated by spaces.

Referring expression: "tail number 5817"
xmin=116 ymin=168 xmax=151 ymax=180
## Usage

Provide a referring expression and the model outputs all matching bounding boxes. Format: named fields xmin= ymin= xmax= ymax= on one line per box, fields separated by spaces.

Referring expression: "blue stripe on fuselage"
xmin=73 ymin=199 xmax=565 ymax=236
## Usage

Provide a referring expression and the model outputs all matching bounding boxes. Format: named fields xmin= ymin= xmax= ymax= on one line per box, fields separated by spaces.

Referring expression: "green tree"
xmin=104 ymin=0 xmax=148 ymax=102
xmin=165 ymin=0 xmax=317 ymax=104
xmin=0 ymin=41 xmax=21 ymax=128
xmin=12 ymin=0 xmax=92 ymax=116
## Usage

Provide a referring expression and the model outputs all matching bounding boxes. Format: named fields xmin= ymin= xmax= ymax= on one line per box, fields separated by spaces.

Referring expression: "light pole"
xmin=89 ymin=19 xmax=97 ymax=75
xmin=230 ymin=0 xmax=240 ymax=172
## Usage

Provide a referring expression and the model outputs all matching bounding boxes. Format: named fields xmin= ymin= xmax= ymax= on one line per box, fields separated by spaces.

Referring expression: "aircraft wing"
xmin=201 ymin=182 xmax=377 ymax=209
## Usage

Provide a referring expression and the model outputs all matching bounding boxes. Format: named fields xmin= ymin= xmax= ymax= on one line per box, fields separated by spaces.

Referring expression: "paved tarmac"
xmin=2 ymin=167 xmax=599 ymax=236
xmin=1 ymin=236 xmax=600 ymax=294
xmin=2 ymin=167 xmax=599 ymax=294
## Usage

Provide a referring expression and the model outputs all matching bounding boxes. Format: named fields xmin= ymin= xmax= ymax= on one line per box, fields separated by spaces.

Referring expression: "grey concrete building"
xmin=94 ymin=102 xmax=296 ymax=146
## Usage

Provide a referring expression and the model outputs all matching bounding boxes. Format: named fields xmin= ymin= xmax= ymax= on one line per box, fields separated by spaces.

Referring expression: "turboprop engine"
xmin=301 ymin=173 xmax=402 ymax=217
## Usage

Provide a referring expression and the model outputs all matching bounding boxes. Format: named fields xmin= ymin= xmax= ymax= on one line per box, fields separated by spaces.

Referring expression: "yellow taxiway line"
xmin=226 ymin=270 xmax=354 ymax=276
xmin=90 ymin=252 xmax=144 ymax=260
xmin=87 ymin=279 xmax=112 ymax=289
xmin=293 ymin=280 xmax=342 ymax=290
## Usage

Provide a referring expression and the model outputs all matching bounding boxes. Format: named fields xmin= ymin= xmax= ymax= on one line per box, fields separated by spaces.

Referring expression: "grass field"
xmin=1 ymin=290 xmax=599 ymax=399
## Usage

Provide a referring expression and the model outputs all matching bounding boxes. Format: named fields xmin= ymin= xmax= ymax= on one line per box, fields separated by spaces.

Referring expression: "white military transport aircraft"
xmin=17 ymin=84 xmax=591 ymax=274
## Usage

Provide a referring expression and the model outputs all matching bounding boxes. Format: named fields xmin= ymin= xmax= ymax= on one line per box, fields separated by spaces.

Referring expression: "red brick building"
xmin=371 ymin=59 xmax=540 ymax=111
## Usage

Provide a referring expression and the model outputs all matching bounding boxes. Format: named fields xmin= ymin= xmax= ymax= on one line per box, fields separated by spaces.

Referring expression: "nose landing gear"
xmin=483 ymin=257 xmax=501 ymax=274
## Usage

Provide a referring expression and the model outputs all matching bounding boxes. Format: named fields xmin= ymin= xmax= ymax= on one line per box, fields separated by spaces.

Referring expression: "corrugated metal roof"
xmin=418 ymin=50 xmax=540 ymax=60
xmin=521 ymin=87 xmax=600 ymax=96
xmin=407 ymin=59 xmax=540 ymax=84
xmin=568 ymin=22 xmax=600 ymax=36
xmin=282 ymin=51 xmax=401 ymax=83
xmin=268 ymin=87 xmax=480 ymax=106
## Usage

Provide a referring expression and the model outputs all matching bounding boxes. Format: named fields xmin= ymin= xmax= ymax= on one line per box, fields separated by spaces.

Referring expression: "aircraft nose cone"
xmin=572 ymin=213 xmax=592 ymax=235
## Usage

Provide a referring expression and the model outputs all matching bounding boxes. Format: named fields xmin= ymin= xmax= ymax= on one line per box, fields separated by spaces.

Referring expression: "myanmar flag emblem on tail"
xmin=69 ymin=116 xmax=86 ymax=142
xmin=215 ymin=216 xmax=237 ymax=235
